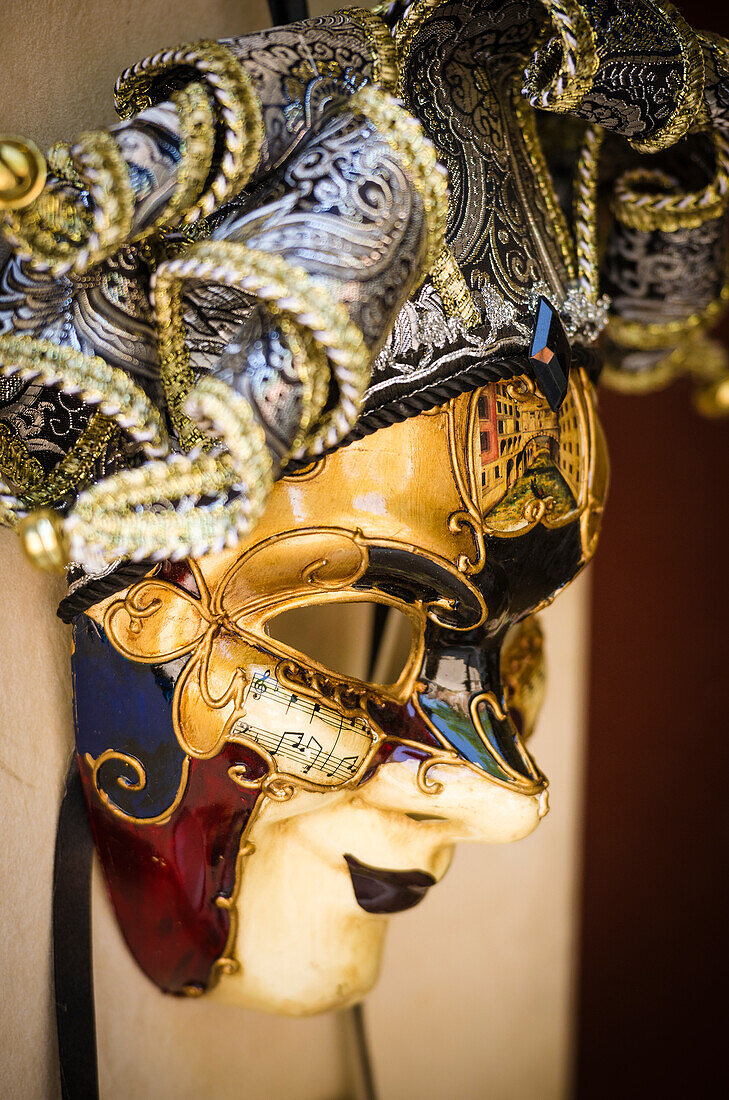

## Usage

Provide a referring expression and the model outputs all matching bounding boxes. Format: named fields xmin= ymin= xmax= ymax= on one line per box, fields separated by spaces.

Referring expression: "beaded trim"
xmin=114 ymin=40 xmax=264 ymax=223
xmin=429 ymin=248 xmax=481 ymax=328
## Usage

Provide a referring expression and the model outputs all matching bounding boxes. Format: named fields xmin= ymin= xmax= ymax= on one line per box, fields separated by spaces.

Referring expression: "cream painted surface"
xmin=213 ymin=760 xmax=546 ymax=1016
xmin=0 ymin=2 xmax=590 ymax=1097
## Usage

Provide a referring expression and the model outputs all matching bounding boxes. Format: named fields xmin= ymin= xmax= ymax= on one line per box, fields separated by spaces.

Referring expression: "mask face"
xmin=72 ymin=367 xmax=607 ymax=1013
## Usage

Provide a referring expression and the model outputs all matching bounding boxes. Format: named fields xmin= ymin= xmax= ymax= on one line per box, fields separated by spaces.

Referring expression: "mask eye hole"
xmin=265 ymin=601 xmax=415 ymax=688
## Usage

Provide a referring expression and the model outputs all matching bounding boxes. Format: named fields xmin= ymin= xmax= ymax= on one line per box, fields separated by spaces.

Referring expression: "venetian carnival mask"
xmin=1 ymin=0 xmax=726 ymax=1036
xmin=72 ymin=368 xmax=606 ymax=1013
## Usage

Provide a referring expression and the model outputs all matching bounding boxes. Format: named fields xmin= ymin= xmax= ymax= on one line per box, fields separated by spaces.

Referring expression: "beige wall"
xmin=0 ymin=4 xmax=591 ymax=1097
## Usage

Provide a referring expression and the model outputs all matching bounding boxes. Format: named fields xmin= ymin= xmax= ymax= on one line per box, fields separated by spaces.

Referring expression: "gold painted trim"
xmin=84 ymin=750 xmax=191 ymax=826
xmin=409 ymin=692 xmax=547 ymax=797
xmin=446 ymin=394 xmax=486 ymax=575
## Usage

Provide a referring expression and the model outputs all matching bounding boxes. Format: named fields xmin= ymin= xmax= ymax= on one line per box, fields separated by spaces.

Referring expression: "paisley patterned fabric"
xmin=0 ymin=0 xmax=728 ymax=578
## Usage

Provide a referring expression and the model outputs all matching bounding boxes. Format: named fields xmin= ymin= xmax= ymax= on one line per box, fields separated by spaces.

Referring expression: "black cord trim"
xmin=57 ymin=560 xmax=155 ymax=623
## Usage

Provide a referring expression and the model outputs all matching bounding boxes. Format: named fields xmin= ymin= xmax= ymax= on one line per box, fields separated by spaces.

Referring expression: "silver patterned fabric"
xmin=1 ymin=0 xmax=728 ymax=563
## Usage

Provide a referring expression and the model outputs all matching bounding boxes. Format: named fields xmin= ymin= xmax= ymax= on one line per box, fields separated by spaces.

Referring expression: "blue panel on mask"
xmin=72 ymin=615 xmax=187 ymax=819
xmin=417 ymin=692 xmax=514 ymax=784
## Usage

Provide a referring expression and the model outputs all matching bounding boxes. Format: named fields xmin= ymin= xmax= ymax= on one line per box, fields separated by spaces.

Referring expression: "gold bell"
xmin=0 ymin=135 xmax=47 ymax=210
xmin=693 ymin=375 xmax=729 ymax=419
xmin=18 ymin=509 xmax=69 ymax=574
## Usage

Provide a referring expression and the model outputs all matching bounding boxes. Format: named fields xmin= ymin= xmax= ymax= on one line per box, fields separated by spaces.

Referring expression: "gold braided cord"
xmin=114 ymin=40 xmax=265 ymax=223
xmin=522 ymin=0 xmax=599 ymax=112
xmin=153 ymin=240 xmax=369 ymax=457
xmin=149 ymin=83 xmax=216 ymax=233
xmin=606 ymin=281 xmax=729 ymax=351
xmin=266 ymin=308 xmax=331 ymax=453
xmin=612 ymin=132 xmax=729 ymax=233
xmin=2 ymin=131 xmax=134 ymax=276
xmin=0 ymin=334 xmax=169 ymax=454
xmin=573 ymin=125 xmax=603 ymax=302
xmin=0 ymin=478 xmax=20 ymax=528
xmin=602 ymin=332 xmax=729 ymax=396
xmin=67 ymin=379 xmax=273 ymax=569
xmin=340 ymin=7 xmax=399 ymax=93
xmin=430 ymin=248 xmax=481 ymax=327
xmin=350 ymin=84 xmax=449 ymax=274
xmin=150 ymin=269 xmax=201 ymax=450
xmin=630 ymin=2 xmax=705 ymax=154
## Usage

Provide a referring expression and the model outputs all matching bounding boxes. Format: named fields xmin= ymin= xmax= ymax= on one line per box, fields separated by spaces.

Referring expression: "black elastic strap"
xmin=53 ymin=756 xmax=99 ymax=1100
xmin=267 ymin=0 xmax=309 ymax=23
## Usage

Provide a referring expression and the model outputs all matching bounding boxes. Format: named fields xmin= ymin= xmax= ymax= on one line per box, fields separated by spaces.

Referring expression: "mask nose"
xmin=413 ymin=625 xmax=547 ymax=795
xmin=416 ymin=686 xmax=546 ymax=794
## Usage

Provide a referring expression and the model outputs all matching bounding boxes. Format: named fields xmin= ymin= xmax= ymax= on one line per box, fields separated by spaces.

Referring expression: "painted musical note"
xmin=248 ymin=669 xmax=271 ymax=700
xmin=232 ymin=668 xmax=376 ymax=785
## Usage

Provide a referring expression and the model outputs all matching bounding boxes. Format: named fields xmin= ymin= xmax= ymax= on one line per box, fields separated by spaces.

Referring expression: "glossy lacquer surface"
xmin=72 ymin=376 xmax=607 ymax=1009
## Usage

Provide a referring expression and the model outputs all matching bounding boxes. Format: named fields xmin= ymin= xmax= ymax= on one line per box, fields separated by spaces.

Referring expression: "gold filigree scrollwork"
xmin=84 ymin=749 xmax=191 ymax=825
xmin=468 ymin=691 xmax=545 ymax=793
xmin=446 ymin=395 xmax=487 ymax=576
